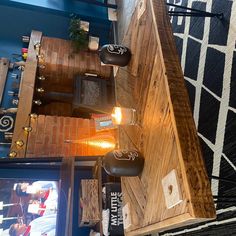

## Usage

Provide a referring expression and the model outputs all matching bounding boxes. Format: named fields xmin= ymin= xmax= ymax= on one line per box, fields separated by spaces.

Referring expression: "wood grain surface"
xmin=11 ymin=30 xmax=42 ymax=157
xmin=79 ymin=179 xmax=100 ymax=226
xmin=115 ymin=0 xmax=216 ymax=235
xmin=0 ymin=58 xmax=9 ymax=105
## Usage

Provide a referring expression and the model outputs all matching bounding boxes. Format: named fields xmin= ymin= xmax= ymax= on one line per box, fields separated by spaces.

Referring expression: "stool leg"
xmin=213 ymin=195 xmax=236 ymax=204
xmin=214 ymin=200 xmax=236 ymax=204
xmin=166 ymin=2 xmax=223 ymax=19
xmin=211 ymin=175 xmax=236 ymax=185
xmin=213 ymin=195 xmax=236 ymax=199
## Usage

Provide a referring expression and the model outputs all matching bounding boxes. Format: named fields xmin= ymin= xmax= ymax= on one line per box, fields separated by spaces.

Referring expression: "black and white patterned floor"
xmin=161 ymin=0 xmax=236 ymax=235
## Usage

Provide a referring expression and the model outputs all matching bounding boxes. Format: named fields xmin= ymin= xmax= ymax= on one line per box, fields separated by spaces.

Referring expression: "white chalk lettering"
xmin=111 ymin=214 xmax=117 ymax=226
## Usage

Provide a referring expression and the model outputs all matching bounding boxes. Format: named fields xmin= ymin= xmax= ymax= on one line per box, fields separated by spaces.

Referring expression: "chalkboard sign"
xmin=103 ymin=183 xmax=124 ymax=236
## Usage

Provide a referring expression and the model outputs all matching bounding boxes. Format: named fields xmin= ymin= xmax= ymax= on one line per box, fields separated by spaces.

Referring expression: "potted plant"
xmin=69 ymin=16 xmax=89 ymax=51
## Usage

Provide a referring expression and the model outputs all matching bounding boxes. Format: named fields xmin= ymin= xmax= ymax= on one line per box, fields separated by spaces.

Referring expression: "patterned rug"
xmin=161 ymin=0 xmax=236 ymax=235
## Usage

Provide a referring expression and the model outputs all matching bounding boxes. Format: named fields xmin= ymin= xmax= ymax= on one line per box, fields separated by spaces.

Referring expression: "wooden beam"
xmin=126 ymin=213 xmax=203 ymax=236
xmin=150 ymin=0 xmax=215 ymax=219
xmin=0 ymin=58 xmax=9 ymax=105
xmin=10 ymin=30 xmax=42 ymax=158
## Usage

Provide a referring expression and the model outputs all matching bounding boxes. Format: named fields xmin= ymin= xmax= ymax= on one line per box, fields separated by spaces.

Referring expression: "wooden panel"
xmin=79 ymin=179 xmax=100 ymax=226
xmin=0 ymin=58 xmax=9 ymax=104
xmin=121 ymin=176 xmax=147 ymax=229
xmin=115 ymin=0 xmax=216 ymax=235
xmin=11 ymin=30 xmax=42 ymax=157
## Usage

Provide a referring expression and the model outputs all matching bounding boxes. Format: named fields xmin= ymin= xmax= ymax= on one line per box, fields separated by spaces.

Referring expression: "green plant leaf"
xmin=68 ymin=17 xmax=88 ymax=51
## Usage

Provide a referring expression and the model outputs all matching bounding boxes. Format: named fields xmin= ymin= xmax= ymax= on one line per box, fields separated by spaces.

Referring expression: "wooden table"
xmin=115 ymin=0 xmax=216 ymax=235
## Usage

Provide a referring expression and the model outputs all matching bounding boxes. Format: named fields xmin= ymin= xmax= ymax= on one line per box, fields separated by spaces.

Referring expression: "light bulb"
xmin=30 ymin=113 xmax=38 ymax=119
xmin=38 ymin=64 xmax=45 ymax=69
xmin=36 ymin=88 xmax=44 ymax=93
xmin=38 ymin=76 xmax=46 ymax=81
xmin=111 ymin=106 xmax=136 ymax=125
xmin=16 ymin=140 xmax=24 ymax=147
xmin=9 ymin=151 xmax=17 ymax=158
xmin=23 ymin=126 xmax=32 ymax=132
xmin=33 ymin=100 xmax=42 ymax=105
xmin=34 ymin=42 xmax=41 ymax=49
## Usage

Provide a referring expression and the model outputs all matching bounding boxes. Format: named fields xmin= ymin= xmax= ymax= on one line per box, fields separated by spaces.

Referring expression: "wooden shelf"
xmin=11 ymin=30 xmax=42 ymax=157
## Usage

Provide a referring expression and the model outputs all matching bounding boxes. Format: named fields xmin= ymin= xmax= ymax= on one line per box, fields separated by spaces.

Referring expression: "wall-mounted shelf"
xmin=10 ymin=30 xmax=42 ymax=157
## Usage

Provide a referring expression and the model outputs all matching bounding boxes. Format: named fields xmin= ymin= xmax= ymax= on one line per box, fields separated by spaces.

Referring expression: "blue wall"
xmin=0 ymin=4 xmax=71 ymax=60
xmin=0 ymin=3 xmax=111 ymax=54
xmin=2 ymin=0 xmax=109 ymax=20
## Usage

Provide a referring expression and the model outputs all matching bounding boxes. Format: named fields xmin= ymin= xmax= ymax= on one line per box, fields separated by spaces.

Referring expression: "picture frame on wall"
xmin=0 ymin=179 xmax=59 ymax=235
xmin=0 ymin=157 xmax=75 ymax=236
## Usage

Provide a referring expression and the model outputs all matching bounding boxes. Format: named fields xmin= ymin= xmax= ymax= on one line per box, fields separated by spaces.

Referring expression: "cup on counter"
xmin=111 ymin=106 xmax=136 ymax=125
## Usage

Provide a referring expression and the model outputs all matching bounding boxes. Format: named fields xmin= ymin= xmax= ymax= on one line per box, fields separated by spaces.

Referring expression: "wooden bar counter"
xmin=115 ymin=0 xmax=216 ymax=235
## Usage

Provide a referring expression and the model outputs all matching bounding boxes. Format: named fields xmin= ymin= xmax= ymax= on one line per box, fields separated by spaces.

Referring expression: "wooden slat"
xmin=0 ymin=58 xmax=9 ymax=105
xmin=122 ymin=176 xmax=147 ymax=215
xmin=121 ymin=178 xmax=143 ymax=230
xmin=126 ymin=213 xmax=194 ymax=236
xmin=80 ymin=179 xmax=100 ymax=223
xmin=150 ymin=0 xmax=215 ymax=220
xmin=11 ymin=30 xmax=42 ymax=157
xmin=115 ymin=0 xmax=216 ymax=235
